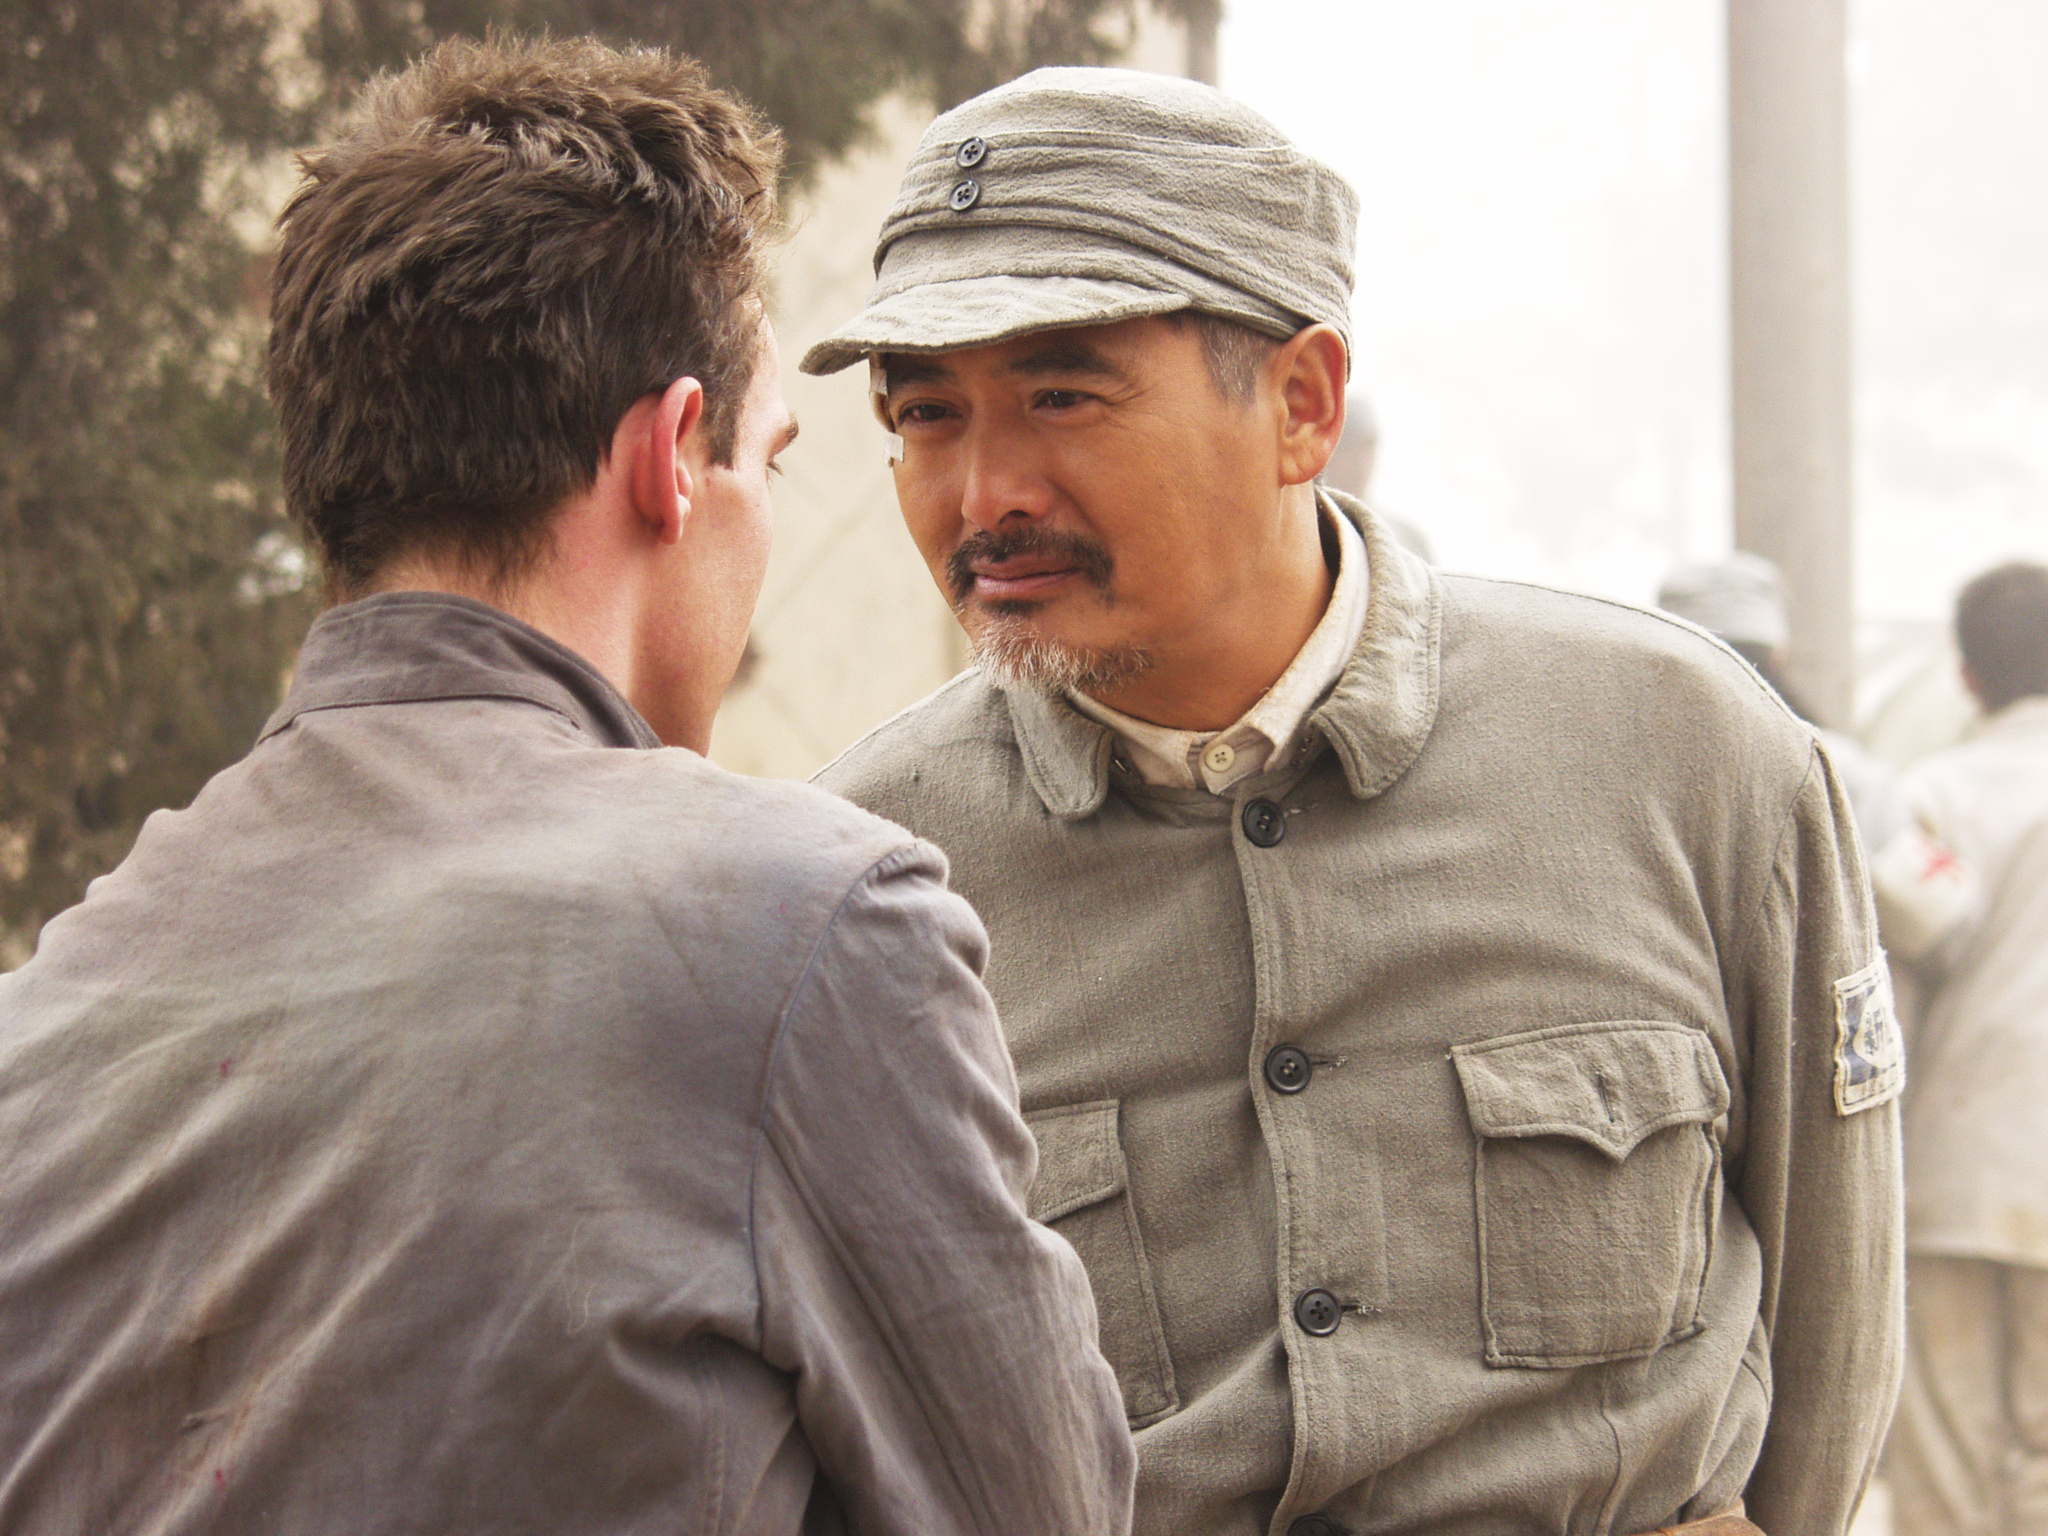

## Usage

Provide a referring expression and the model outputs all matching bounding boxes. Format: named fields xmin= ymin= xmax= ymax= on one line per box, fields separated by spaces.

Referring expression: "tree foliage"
xmin=0 ymin=0 xmax=318 ymax=958
xmin=0 ymin=0 xmax=1203 ymax=957
xmin=309 ymin=0 xmax=1214 ymax=186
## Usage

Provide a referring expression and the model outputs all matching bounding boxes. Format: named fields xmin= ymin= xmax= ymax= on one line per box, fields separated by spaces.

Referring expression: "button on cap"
xmin=955 ymin=135 xmax=987 ymax=167
xmin=1294 ymin=1286 xmax=1342 ymax=1336
xmin=1201 ymin=739 xmax=1237 ymax=774
xmin=1288 ymin=1517 xmax=1343 ymax=1536
xmin=1264 ymin=1044 xmax=1312 ymax=1094
xmin=948 ymin=178 xmax=981 ymax=211
xmin=1241 ymin=798 xmax=1286 ymax=846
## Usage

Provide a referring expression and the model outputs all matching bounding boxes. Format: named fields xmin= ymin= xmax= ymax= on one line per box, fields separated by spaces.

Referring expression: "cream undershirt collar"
xmin=1067 ymin=509 xmax=1369 ymax=794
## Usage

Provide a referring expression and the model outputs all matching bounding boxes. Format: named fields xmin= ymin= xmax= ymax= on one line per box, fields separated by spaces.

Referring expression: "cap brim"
xmin=798 ymin=275 xmax=1191 ymax=375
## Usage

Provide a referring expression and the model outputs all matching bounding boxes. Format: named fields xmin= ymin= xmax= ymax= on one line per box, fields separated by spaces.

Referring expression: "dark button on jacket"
xmin=819 ymin=496 xmax=1902 ymax=1536
xmin=1265 ymin=1044 xmax=1312 ymax=1094
xmin=1241 ymin=798 xmax=1286 ymax=846
xmin=1293 ymin=1288 xmax=1342 ymax=1336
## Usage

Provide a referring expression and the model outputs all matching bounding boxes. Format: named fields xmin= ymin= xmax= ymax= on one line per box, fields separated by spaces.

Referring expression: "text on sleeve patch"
xmin=1833 ymin=957 xmax=1904 ymax=1116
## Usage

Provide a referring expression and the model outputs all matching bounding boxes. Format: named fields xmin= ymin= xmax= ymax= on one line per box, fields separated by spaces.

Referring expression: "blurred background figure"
xmin=1870 ymin=561 xmax=2048 ymax=1536
xmin=1321 ymin=390 xmax=1434 ymax=560
xmin=1855 ymin=624 xmax=1982 ymax=777
xmin=1659 ymin=552 xmax=1903 ymax=846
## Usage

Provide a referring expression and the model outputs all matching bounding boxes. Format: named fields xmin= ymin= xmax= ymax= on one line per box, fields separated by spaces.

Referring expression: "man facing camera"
xmin=0 ymin=39 xmax=1132 ymax=1535
xmin=809 ymin=67 xmax=1900 ymax=1536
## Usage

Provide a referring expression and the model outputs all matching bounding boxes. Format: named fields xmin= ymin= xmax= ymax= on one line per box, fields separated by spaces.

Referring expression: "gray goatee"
xmin=969 ymin=613 xmax=1153 ymax=696
xmin=946 ymin=526 xmax=1152 ymax=695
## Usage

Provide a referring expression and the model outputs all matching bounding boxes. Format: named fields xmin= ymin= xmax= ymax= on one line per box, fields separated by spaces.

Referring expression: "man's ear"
xmin=632 ymin=377 xmax=706 ymax=546
xmin=1272 ymin=324 xmax=1348 ymax=488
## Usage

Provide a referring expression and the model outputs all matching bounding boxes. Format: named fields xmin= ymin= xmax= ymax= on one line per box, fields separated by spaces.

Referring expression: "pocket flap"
xmin=1452 ymin=1021 xmax=1729 ymax=1160
xmin=1024 ymin=1100 xmax=1127 ymax=1222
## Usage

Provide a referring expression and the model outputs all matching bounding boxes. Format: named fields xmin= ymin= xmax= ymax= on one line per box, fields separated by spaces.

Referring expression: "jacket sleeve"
xmin=1734 ymin=743 xmax=1905 ymax=1536
xmin=750 ymin=840 xmax=1135 ymax=1536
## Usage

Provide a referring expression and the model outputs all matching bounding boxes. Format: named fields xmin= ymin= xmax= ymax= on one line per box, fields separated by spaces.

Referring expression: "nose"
xmin=956 ymin=415 xmax=1056 ymax=535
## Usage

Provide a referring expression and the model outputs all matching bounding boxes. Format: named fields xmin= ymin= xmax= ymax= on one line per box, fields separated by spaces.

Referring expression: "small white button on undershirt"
xmin=1201 ymin=740 xmax=1237 ymax=774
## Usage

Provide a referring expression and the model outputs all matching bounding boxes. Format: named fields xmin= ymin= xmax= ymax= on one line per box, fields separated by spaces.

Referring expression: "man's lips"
xmin=945 ymin=528 xmax=1113 ymax=607
xmin=967 ymin=556 xmax=1083 ymax=599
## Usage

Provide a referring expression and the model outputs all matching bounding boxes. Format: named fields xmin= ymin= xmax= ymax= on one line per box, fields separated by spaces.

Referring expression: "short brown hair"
xmin=268 ymin=36 xmax=783 ymax=597
xmin=1956 ymin=561 xmax=2048 ymax=713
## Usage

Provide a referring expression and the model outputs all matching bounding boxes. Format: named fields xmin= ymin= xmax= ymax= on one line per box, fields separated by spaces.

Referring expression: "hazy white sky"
xmin=1218 ymin=0 xmax=2048 ymax=620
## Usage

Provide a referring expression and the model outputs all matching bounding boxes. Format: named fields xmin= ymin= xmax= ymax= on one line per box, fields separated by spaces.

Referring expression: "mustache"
xmin=945 ymin=528 xmax=1115 ymax=606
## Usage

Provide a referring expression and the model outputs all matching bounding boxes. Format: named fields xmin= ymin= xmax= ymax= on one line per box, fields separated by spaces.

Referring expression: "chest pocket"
xmin=1451 ymin=1020 xmax=1730 ymax=1368
xmin=1024 ymin=1100 xmax=1180 ymax=1427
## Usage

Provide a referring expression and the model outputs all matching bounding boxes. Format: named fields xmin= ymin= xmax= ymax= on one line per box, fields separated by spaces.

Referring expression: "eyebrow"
xmin=1002 ymin=339 xmax=1127 ymax=382
xmin=776 ymin=416 xmax=800 ymax=453
xmin=879 ymin=338 xmax=1130 ymax=394
xmin=881 ymin=356 xmax=954 ymax=392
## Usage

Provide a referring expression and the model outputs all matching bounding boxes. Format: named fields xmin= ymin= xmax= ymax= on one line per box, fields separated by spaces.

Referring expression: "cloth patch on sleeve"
xmin=1832 ymin=957 xmax=1904 ymax=1116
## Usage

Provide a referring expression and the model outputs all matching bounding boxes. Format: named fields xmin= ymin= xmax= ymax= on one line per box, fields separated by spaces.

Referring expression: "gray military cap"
xmin=1659 ymin=552 xmax=1791 ymax=651
xmin=799 ymin=66 xmax=1359 ymax=376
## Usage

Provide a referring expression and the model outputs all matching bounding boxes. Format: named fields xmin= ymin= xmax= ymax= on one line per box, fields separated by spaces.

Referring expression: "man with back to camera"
xmin=806 ymin=66 xmax=1902 ymax=1536
xmin=0 ymin=37 xmax=1134 ymax=1534
xmin=1869 ymin=562 xmax=2048 ymax=1535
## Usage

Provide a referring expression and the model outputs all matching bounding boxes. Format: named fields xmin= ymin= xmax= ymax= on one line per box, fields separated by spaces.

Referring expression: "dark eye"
xmin=1037 ymin=389 xmax=1088 ymax=410
xmin=894 ymin=401 xmax=955 ymax=428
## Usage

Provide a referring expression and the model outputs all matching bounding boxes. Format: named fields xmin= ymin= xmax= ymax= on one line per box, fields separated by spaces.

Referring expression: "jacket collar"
xmin=259 ymin=592 xmax=661 ymax=750
xmin=1005 ymin=489 xmax=1442 ymax=818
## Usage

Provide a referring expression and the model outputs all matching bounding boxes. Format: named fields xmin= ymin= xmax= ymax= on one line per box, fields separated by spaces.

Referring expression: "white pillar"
xmin=1184 ymin=4 xmax=1219 ymax=85
xmin=1728 ymin=0 xmax=1855 ymax=725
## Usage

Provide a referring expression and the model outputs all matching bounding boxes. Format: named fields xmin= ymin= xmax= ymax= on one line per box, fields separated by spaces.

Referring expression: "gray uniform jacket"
xmin=0 ymin=594 xmax=1134 ymax=1535
xmin=817 ymin=503 xmax=1903 ymax=1536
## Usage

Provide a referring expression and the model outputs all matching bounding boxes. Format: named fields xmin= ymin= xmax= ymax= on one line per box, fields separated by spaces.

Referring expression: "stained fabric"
xmin=0 ymin=593 xmax=1134 ymax=1535
xmin=1887 ymin=1254 xmax=2048 ymax=1536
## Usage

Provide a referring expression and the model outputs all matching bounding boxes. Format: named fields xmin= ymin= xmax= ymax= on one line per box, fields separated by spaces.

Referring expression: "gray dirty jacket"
xmin=0 ymin=593 xmax=1133 ymax=1535
xmin=817 ymin=503 xmax=1902 ymax=1536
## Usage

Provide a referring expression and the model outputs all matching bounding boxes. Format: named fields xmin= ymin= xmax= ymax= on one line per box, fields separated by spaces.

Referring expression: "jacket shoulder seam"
xmin=812 ymin=668 xmax=991 ymax=783
xmin=1439 ymin=573 xmax=1804 ymax=728
xmin=1729 ymin=737 xmax=1828 ymax=993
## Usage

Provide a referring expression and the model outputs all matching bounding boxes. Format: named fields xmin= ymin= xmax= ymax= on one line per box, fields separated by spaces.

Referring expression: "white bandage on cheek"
xmin=869 ymin=355 xmax=905 ymax=464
